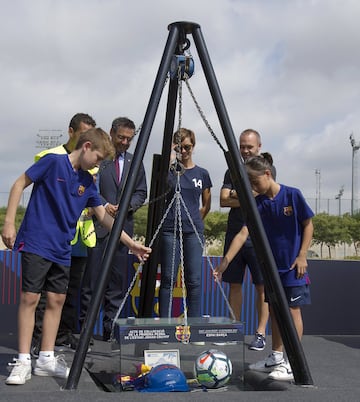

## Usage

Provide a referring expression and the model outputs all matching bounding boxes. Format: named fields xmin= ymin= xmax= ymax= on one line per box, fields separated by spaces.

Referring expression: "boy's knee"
xmin=46 ymin=293 xmax=66 ymax=309
xmin=20 ymin=291 xmax=40 ymax=307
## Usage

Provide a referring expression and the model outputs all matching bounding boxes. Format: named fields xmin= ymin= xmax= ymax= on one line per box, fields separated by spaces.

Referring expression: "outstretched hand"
xmin=130 ymin=242 xmax=152 ymax=263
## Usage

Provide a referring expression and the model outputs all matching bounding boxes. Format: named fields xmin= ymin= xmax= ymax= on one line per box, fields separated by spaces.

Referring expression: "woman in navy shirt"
xmin=159 ymin=128 xmax=212 ymax=318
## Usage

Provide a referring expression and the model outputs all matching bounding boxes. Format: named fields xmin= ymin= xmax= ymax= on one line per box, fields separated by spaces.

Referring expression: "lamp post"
xmin=349 ymin=133 xmax=360 ymax=215
xmin=335 ymin=186 xmax=344 ymax=216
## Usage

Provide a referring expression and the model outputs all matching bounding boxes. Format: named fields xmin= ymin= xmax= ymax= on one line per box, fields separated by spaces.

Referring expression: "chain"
xmin=110 ymin=186 xmax=179 ymax=339
xmin=204 ymin=254 xmax=237 ymax=321
xmin=128 ymin=74 xmax=177 ymax=212
xmin=177 ymin=68 xmax=183 ymax=134
xmin=184 ymin=76 xmax=227 ymax=153
xmin=110 ymin=260 xmax=143 ymax=340
xmin=129 ymin=186 xmax=172 ymax=213
xmin=173 ymin=66 xmax=185 ymax=169
xmin=168 ymin=180 xmax=179 ymax=318
xmin=175 ymin=176 xmax=237 ymax=322
xmin=109 ymin=56 xmax=235 ymax=331
xmin=176 ymin=178 xmax=188 ymax=330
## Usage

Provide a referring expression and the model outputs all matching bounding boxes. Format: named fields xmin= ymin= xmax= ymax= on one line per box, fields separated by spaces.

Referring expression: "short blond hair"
xmin=76 ymin=128 xmax=115 ymax=160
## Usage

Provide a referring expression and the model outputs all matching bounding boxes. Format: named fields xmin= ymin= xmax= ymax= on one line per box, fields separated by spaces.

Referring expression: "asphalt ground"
xmin=1 ymin=333 xmax=360 ymax=401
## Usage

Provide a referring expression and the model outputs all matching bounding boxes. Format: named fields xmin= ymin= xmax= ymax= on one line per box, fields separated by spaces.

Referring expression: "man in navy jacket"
xmin=80 ymin=117 xmax=147 ymax=340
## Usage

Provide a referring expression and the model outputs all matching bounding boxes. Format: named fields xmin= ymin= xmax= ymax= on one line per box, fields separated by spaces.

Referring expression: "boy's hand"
xmin=1 ymin=222 xmax=17 ymax=249
xmin=130 ymin=242 xmax=152 ymax=263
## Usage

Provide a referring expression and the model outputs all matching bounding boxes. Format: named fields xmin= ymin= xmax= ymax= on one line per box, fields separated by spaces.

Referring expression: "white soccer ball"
xmin=194 ymin=349 xmax=232 ymax=388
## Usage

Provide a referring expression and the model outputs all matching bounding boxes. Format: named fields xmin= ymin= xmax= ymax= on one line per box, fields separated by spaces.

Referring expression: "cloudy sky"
xmin=1 ymin=0 xmax=360 ymax=215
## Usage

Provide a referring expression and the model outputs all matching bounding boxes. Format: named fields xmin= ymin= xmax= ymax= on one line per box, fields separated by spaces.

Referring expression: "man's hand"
xmin=105 ymin=203 xmax=118 ymax=218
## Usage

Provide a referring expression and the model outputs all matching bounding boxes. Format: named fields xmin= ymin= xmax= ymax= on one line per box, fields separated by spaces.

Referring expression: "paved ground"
xmin=1 ymin=333 xmax=360 ymax=401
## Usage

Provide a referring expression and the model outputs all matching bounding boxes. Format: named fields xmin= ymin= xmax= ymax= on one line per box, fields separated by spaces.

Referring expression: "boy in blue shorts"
xmin=1 ymin=128 xmax=151 ymax=385
xmin=215 ymin=153 xmax=314 ymax=381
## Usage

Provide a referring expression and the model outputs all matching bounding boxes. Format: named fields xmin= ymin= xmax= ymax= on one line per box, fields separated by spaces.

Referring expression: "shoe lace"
xmin=55 ymin=354 xmax=68 ymax=369
xmin=7 ymin=358 xmax=28 ymax=374
xmin=252 ymin=334 xmax=262 ymax=344
xmin=8 ymin=358 xmax=20 ymax=367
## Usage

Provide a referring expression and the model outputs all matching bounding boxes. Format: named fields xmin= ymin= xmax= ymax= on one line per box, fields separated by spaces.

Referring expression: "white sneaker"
xmin=268 ymin=362 xmax=294 ymax=381
xmin=34 ymin=355 xmax=70 ymax=378
xmin=248 ymin=353 xmax=285 ymax=373
xmin=5 ymin=359 xmax=32 ymax=385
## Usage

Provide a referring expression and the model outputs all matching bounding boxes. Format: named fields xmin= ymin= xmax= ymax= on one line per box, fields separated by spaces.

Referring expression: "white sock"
xmin=271 ymin=350 xmax=284 ymax=362
xmin=38 ymin=351 xmax=54 ymax=362
xmin=18 ymin=353 xmax=31 ymax=363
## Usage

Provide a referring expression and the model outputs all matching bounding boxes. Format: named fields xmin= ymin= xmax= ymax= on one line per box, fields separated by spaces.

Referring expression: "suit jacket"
xmin=94 ymin=151 xmax=147 ymax=239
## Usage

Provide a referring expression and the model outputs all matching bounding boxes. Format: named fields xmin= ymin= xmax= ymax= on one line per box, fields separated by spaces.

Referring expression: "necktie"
xmin=115 ymin=156 xmax=121 ymax=183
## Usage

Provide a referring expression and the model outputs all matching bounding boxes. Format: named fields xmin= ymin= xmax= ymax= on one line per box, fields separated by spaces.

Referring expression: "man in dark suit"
xmin=80 ymin=117 xmax=147 ymax=341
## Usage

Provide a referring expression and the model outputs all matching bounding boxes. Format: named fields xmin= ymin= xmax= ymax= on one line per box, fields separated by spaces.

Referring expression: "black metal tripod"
xmin=65 ymin=21 xmax=313 ymax=390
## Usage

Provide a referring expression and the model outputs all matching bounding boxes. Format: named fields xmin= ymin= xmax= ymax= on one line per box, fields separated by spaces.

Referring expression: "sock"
xmin=271 ymin=350 xmax=284 ymax=362
xmin=18 ymin=353 xmax=31 ymax=363
xmin=38 ymin=351 xmax=54 ymax=362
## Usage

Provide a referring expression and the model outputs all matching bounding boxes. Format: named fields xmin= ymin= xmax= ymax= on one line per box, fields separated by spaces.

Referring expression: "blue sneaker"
xmin=249 ymin=332 xmax=266 ymax=351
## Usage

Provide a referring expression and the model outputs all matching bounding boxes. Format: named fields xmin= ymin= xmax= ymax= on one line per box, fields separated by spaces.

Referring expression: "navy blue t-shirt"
xmin=162 ymin=165 xmax=212 ymax=233
xmin=255 ymin=184 xmax=314 ymax=286
xmin=15 ymin=154 xmax=101 ymax=266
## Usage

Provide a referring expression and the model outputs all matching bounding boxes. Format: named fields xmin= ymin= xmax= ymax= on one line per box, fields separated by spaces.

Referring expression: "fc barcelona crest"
xmin=283 ymin=206 xmax=293 ymax=216
xmin=175 ymin=325 xmax=191 ymax=343
xmin=78 ymin=185 xmax=85 ymax=196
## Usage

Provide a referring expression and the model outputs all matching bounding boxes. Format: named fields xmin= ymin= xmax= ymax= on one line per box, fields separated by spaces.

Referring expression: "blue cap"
xmin=135 ymin=364 xmax=189 ymax=392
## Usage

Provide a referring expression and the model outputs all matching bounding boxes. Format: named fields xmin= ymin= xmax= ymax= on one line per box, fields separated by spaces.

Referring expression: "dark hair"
xmin=69 ymin=113 xmax=96 ymax=131
xmin=110 ymin=117 xmax=135 ymax=134
xmin=260 ymin=152 xmax=273 ymax=165
xmin=245 ymin=153 xmax=274 ymax=176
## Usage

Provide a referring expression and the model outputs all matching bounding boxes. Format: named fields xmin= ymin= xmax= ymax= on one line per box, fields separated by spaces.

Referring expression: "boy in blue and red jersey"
xmin=1 ymin=127 xmax=151 ymax=385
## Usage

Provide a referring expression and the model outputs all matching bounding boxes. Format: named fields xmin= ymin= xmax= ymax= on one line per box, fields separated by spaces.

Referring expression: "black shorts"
xmin=21 ymin=252 xmax=70 ymax=294
xmin=221 ymin=231 xmax=264 ymax=285
xmin=265 ymin=285 xmax=311 ymax=307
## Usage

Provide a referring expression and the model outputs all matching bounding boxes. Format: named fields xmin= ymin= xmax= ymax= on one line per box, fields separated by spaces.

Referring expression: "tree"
xmin=133 ymin=205 xmax=148 ymax=239
xmin=204 ymin=211 xmax=228 ymax=240
xmin=312 ymin=213 xmax=348 ymax=258
xmin=343 ymin=213 xmax=360 ymax=256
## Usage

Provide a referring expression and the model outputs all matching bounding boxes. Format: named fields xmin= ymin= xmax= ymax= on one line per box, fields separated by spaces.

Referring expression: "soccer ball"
xmin=194 ymin=349 xmax=232 ymax=389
